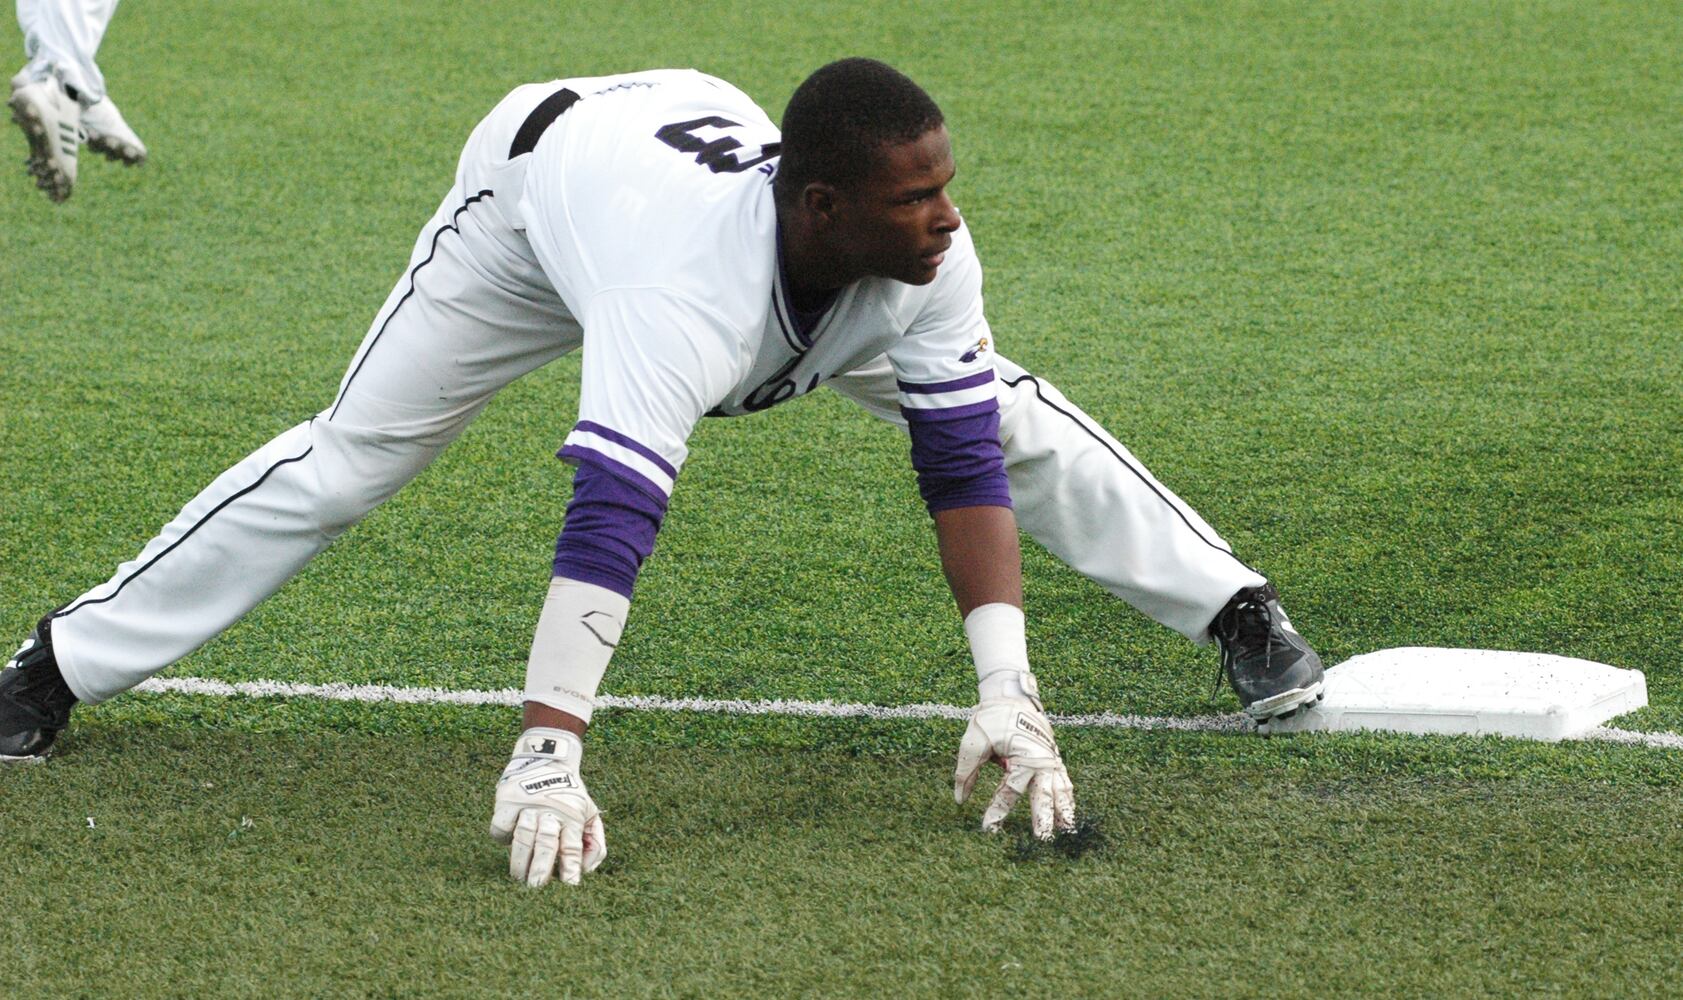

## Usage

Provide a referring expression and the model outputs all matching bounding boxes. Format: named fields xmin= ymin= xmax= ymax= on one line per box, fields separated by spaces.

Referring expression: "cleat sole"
xmin=1 ymin=747 xmax=52 ymax=765
xmin=1243 ymin=680 xmax=1325 ymax=723
xmin=9 ymin=88 xmax=76 ymax=201
xmin=87 ymin=136 xmax=146 ymax=165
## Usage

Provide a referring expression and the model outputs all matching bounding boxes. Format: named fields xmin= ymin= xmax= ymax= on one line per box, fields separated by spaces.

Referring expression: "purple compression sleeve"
xmin=904 ymin=407 xmax=1013 ymax=513
xmin=552 ymin=459 xmax=669 ymax=598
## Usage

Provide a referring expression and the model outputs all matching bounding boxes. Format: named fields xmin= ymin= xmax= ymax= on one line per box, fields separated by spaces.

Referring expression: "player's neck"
xmin=777 ymin=206 xmax=863 ymax=308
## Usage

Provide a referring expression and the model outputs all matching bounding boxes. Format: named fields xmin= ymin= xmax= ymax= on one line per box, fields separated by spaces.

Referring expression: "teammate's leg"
xmin=15 ymin=0 xmax=43 ymax=71
xmin=10 ymin=0 xmax=131 ymax=198
xmin=18 ymin=0 xmax=116 ymax=101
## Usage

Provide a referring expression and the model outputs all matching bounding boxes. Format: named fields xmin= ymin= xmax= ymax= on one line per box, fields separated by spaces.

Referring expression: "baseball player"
xmin=0 ymin=60 xmax=1322 ymax=886
xmin=10 ymin=0 xmax=146 ymax=202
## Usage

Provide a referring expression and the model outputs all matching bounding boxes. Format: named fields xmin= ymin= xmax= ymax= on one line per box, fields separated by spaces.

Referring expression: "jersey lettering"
xmin=655 ymin=116 xmax=782 ymax=174
xmin=739 ymin=354 xmax=803 ymax=412
xmin=705 ymin=357 xmax=825 ymax=416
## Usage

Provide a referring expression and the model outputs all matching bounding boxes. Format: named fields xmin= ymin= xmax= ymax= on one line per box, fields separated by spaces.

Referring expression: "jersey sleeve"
xmin=884 ymin=225 xmax=1012 ymax=512
xmin=562 ymin=286 xmax=753 ymax=500
xmin=548 ymin=287 xmax=753 ymax=596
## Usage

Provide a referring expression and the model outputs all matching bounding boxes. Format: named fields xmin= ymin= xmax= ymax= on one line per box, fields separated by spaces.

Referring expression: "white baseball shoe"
xmin=82 ymin=97 xmax=147 ymax=165
xmin=9 ymin=68 xmax=31 ymax=92
xmin=9 ymin=76 xmax=81 ymax=202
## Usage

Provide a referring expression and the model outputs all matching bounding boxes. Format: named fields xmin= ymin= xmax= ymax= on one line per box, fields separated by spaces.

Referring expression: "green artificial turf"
xmin=5 ymin=719 xmax=1683 ymax=997
xmin=3 ymin=0 xmax=1681 ymax=994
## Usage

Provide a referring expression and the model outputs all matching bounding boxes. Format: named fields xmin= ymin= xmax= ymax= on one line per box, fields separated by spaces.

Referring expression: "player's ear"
xmin=802 ymin=182 xmax=838 ymax=225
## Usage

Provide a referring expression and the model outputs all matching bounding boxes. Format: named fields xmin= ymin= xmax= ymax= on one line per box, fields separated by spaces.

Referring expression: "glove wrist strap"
xmin=512 ymin=726 xmax=584 ymax=764
xmin=977 ymin=669 xmax=1040 ymax=702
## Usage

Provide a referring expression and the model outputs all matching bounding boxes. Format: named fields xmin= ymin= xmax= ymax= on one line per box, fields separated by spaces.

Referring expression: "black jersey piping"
xmin=327 ymin=190 xmax=494 ymax=421
xmin=1001 ymin=373 xmax=1263 ymax=575
xmin=54 ymin=437 xmax=318 ymax=620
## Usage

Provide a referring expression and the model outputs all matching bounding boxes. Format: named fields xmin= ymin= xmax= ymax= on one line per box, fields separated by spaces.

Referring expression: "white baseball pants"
xmin=47 ymin=93 xmax=1262 ymax=704
xmin=16 ymin=0 xmax=119 ymax=103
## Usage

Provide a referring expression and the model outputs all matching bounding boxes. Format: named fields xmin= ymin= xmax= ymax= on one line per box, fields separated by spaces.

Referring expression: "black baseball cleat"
xmin=1210 ymin=584 xmax=1324 ymax=721
xmin=1 ymin=615 xmax=78 ymax=763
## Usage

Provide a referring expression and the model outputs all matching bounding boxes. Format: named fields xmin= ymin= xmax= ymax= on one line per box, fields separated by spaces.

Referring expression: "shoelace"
xmin=8 ymin=645 xmax=76 ymax=723
xmin=1207 ymin=593 xmax=1277 ymax=702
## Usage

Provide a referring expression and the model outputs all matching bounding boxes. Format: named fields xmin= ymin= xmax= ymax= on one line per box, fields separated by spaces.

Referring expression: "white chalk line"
xmin=131 ymin=676 xmax=1683 ymax=750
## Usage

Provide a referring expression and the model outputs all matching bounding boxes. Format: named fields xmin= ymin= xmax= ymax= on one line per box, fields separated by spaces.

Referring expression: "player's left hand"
xmin=489 ymin=728 xmax=607 ymax=887
xmin=954 ymin=696 xmax=1077 ymax=838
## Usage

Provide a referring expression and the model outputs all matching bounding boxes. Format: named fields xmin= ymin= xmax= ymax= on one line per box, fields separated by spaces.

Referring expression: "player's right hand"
xmin=489 ymin=728 xmax=607 ymax=887
xmin=953 ymin=694 xmax=1077 ymax=839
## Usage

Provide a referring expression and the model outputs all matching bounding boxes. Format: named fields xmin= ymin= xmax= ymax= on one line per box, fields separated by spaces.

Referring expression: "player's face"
xmin=834 ymin=126 xmax=961 ymax=285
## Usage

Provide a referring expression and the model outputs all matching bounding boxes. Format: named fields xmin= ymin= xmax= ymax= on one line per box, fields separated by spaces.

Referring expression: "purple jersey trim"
xmin=558 ymin=445 xmax=669 ymax=504
xmin=552 ymin=459 xmax=671 ymax=599
xmin=569 ymin=420 xmax=679 ymax=479
xmin=900 ymin=398 xmax=1001 ymax=424
xmin=772 ymin=223 xmax=838 ymax=348
xmin=896 ymin=370 xmax=995 ymax=395
xmin=769 ymin=278 xmax=806 ymax=351
xmin=906 ymin=409 xmax=1013 ymax=513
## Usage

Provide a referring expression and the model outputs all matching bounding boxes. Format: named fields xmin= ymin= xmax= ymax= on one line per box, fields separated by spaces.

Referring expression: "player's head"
xmin=776 ymin=58 xmax=945 ymax=201
xmin=777 ymin=58 xmax=961 ymax=286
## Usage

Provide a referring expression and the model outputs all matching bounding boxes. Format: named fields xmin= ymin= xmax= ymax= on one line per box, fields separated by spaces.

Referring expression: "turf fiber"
xmin=2 ymin=0 xmax=1681 ymax=995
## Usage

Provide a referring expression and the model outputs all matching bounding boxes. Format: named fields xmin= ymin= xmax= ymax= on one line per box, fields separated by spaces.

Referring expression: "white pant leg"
xmin=17 ymin=0 xmax=46 ymax=78
xmin=827 ymin=354 xmax=1264 ymax=642
xmin=51 ymin=101 xmax=578 ymax=703
xmin=16 ymin=0 xmax=39 ymax=55
xmin=19 ymin=0 xmax=117 ymax=101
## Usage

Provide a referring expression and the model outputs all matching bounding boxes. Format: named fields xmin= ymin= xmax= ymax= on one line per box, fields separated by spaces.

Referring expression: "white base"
xmin=1260 ymin=647 xmax=1647 ymax=741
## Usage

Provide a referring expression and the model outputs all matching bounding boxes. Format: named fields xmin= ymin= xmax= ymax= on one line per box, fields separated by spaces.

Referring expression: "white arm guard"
xmin=523 ymin=577 xmax=629 ymax=723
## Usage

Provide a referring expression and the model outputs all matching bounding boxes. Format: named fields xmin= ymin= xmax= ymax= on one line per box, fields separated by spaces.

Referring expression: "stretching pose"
xmin=1 ymin=60 xmax=1322 ymax=887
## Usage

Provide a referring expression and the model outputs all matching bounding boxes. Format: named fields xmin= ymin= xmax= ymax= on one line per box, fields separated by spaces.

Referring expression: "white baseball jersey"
xmin=515 ymin=70 xmax=999 ymax=503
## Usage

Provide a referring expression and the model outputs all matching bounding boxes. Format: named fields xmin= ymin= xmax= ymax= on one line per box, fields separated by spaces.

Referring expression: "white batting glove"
xmin=489 ymin=728 xmax=607 ymax=887
xmin=953 ymin=675 xmax=1077 ymax=839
